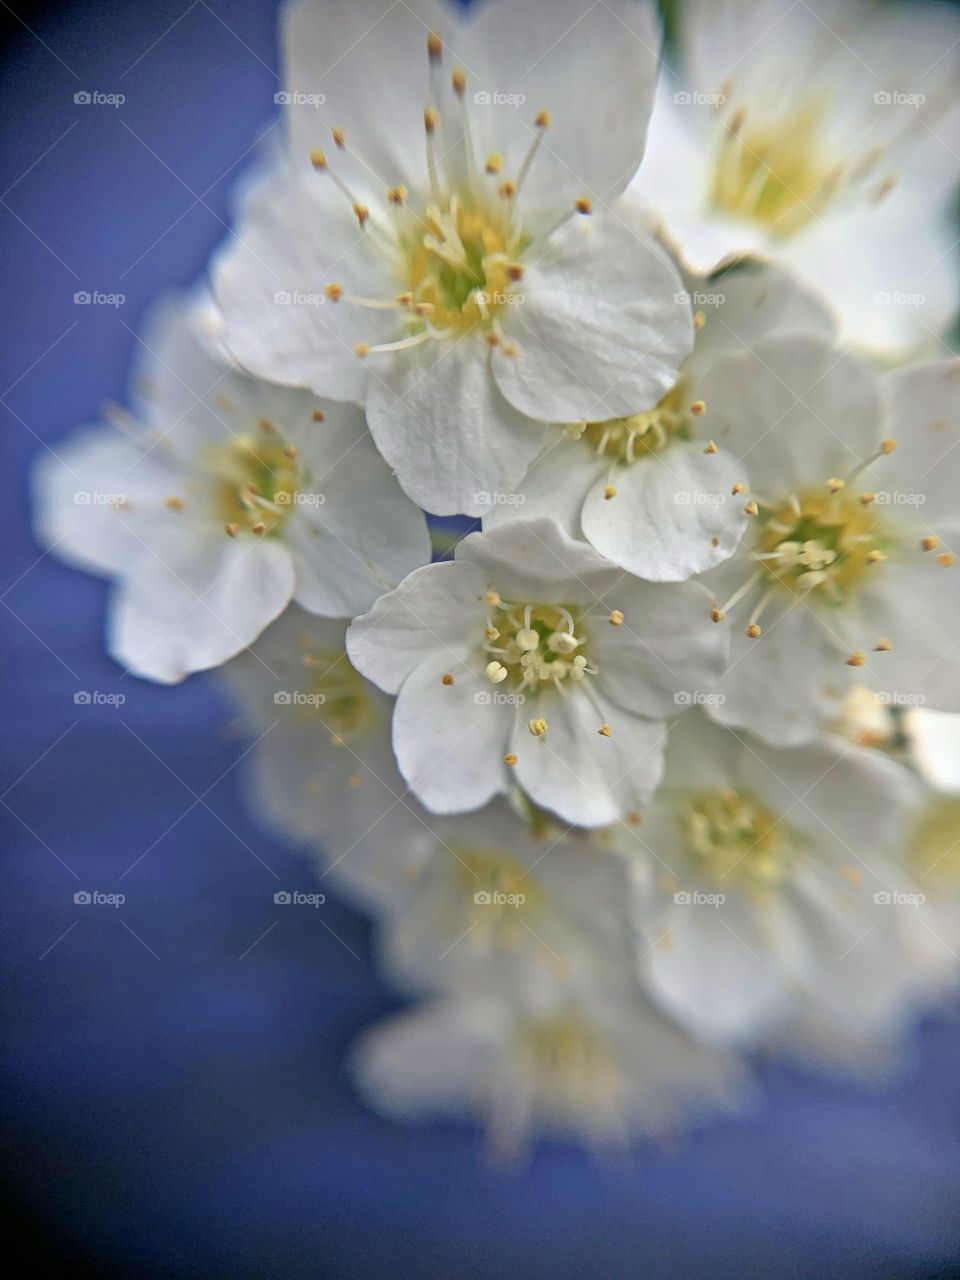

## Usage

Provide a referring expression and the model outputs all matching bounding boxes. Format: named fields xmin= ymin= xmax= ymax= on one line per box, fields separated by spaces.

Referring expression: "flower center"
xmin=710 ymin=96 xmax=839 ymax=238
xmin=208 ymin=434 xmax=299 ymax=534
xmin=482 ymin=600 xmax=597 ymax=694
xmin=512 ymin=1013 xmax=619 ymax=1110
xmin=295 ymin=639 xmax=377 ymax=746
xmin=910 ymin=798 xmax=960 ymax=892
xmin=575 ymin=381 xmax=697 ymax=463
xmin=754 ymin=488 xmax=895 ymax=604
xmin=401 ymin=194 xmax=523 ymax=335
xmin=679 ymin=787 xmax=800 ymax=887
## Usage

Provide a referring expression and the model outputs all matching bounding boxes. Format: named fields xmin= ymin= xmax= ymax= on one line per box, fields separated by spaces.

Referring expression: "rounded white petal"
xmin=493 ymin=208 xmax=692 ymax=422
xmin=907 ymin=707 xmax=960 ymax=793
xmin=581 ymin=442 xmax=747 ymax=581
xmin=347 ymin=560 xmax=487 ymax=695
xmin=481 ymin=432 xmax=604 ymax=538
xmin=882 ymin=359 xmax=960 ymax=528
xmin=455 ymin=516 xmax=618 ymax=605
xmin=364 ymin=333 xmax=545 ymax=517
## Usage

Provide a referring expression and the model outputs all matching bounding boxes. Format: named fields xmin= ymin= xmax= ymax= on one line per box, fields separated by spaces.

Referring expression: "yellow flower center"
xmin=295 ymin=639 xmax=378 ymax=746
xmin=910 ymin=797 xmax=960 ymax=893
xmin=679 ymin=787 xmax=800 ymax=887
xmin=208 ymin=434 xmax=300 ymax=534
xmin=710 ymin=96 xmax=841 ymax=239
xmin=512 ymin=1012 xmax=620 ymax=1112
xmin=482 ymin=601 xmax=596 ymax=694
xmin=579 ymin=382 xmax=693 ymax=463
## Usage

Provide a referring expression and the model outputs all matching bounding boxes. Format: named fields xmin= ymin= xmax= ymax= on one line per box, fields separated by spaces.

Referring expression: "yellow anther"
xmin=874 ymin=638 xmax=893 ymax=652
xmin=881 ymin=439 xmax=897 ymax=454
xmin=325 ymin=283 xmax=343 ymax=302
xmin=310 ymin=149 xmax=327 ymax=170
xmin=451 ymin=68 xmax=466 ymax=97
xmin=224 ymin=522 xmax=240 ymax=538
xmin=575 ymin=196 xmax=593 ymax=215
xmin=626 ymin=811 xmax=643 ymax=826
xmin=866 ymin=549 xmax=887 ymax=564
xmin=427 ymin=30 xmax=442 ymax=62
xmin=354 ymin=343 xmax=370 ymax=358
xmin=731 ymin=482 xmax=746 ymax=495
xmin=164 ymin=496 xmax=184 ymax=510
xmin=485 ymin=152 xmax=503 ymax=174
xmin=746 ymin=623 xmax=762 ymax=639
xmin=251 ymin=521 xmax=267 ymax=536
xmin=693 ymin=310 xmax=706 ymax=331
xmin=598 ymin=723 xmax=612 ymax=737
xmin=827 ymin=477 xmax=845 ymax=493
xmin=743 ymin=500 xmax=759 ymax=517
xmin=424 ymin=108 xmax=439 ymax=134
xmin=860 ymin=492 xmax=875 ymax=505
xmin=710 ymin=609 xmax=725 ymax=623
xmin=257 ymin=417 xmax=275 ymax=433
xmin=529 ymin=718 xmax=548 ymax=737
xmin=311 ymin=409 xmax=325 ymax=423
xmin=485 ymin=591 xmax=501 ymax=607
xmin=846 ymin=651 xmax=867 ymax=667
xmin=331 ymin=128 xmax=346 ymax=149
xmin=703 ymin=440 xmax=718 ymax=454
xmin=484 ymin=332 xmax=501 ymax=348
xmin=504 ymin=753 xmax=518 ymax=766
xmin=690 ymin=400 xmax=706 ymax=416
xmin=921 ymin=536 xmax=940 ymax=551
xmin=283 ymin=444 xmax=298 ymax=460
xmin=499 ymin=180 xmax=516 ymax=199
xmin=352 ymin=203 xmax=369 ymax=228
xmin=534 ymin=109 xmax=551 ymax=129
xmin=603 ymin=484 xmax=617 ymax=500
xmin=608 ymin=610 xmax=624 ymax=626
xmin=441 ymin=673 xmax=455 ymax=686
xmin=507 ymin=263 xmax=524 ymax=282
xmin=387 ymin=185 xmax=407 ymax=206
xmin=938 ymin=552 xmax=957 ymax=567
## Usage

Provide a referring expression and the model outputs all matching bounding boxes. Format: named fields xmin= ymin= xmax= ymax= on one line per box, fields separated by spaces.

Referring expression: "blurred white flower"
xmin=33 ymin=297 xmax=429 ymax=683
xmin=352 ymin=987 xmax=749 ymax=1159
xmin=620 ymin=714 xmax=953 ymax=1049
xmin=214 ymin=0 xmax=693 ymax=515
xmin=695 ymin=339 xmax=960 ymax=745
xmin=906 ymin=706 xmax=960 ymax=793
xmin=485 ymin=254 xmax=836 ymax=580
xmin=373 ymin=798 xmax=634 ymax=997
xmin=347 ymin=518 xmax=727 ymax=826
xmin=631 ymin=0 xmax=960 ymax=353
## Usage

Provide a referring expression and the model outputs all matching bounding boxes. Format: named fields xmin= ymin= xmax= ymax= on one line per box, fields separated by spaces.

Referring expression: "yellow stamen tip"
xmin=743 ymin=500 xmax=759 ymax=517
xmin=485 ymin=591 xmax=501 ymax=606
xmin=498 ymin=180 xmax=516 ymax=199
xmin=283 ymin=444 xmax=298 ymax=460
xmin=881 ymin=439 xmax=897 ymax=454
xmin=311 ymin=409 xmax=325 ymax=423
xmin=427 ymin=30 xmax=442 ymax=62
xmin=331 ymin=128 xmax=346 ymax=149
xmin=387 ymin=185 xmax=407 ymax=206
xmin=921 ymin=536 xmax=940 ymax=552
xmin=626 ymin=811 xmax=643 ymax=827
xmin=690 ymin=400 xmax=706 ymax=416
xmin=874 ymin=638 xmax=893 ymax=652
xmin=504 ymin=753 xmax=518 ymax=766
xmin=703 ymin=440 xmax=718 ymax=454
xmin=598 ymin=723 xmax=612 ymax=738
xmin=451 ymin=68 xmax=466 ymax=97
xmin=484 ymin=332 xmax=501 ymax=348
xmin=352 ymin=203 xmax=369 ymax=227
xmin=846 ymin=651 xmax=867 ymax=667
xmin=860 ymin=492 xmax=876 ymax=506
xmin=325 ymin=283 xmax=343 ymax=301
xmin=251 ymin=522 xmax=267 ymax=536
xmin=608 ymin=610 xmax=624 ymax=626
xmin=603 ymin=484 xmax=617 ymax=500
xmin=441 ymin=673 xmax=454 ymax=686
xmin=164 ymin=496 xmax=184 ymax=510
xmin=711 ymin=609 xmax=725 ymax=623
xmin=484 ymin=152 xmax=503 ymax=174
xmin=309 ymin=149 xmax=327 ymax=170
xmin=224 ymin=522 xmax=240 ymax=538
xmin=731 ymin=482 xmax=746 ymax=495
xmin=827 ymin=477 xmax=845 ymax=493
xmin=534 ymin=109 xmax=551 ymax=129
xmin=424 ymin=108 xmax=439 ymax=134
xmin=693 ymin=310 xmax=706 ymax=331
xmin=529 ymin=718 xmax=548 ymax=738
xmin=507 ymin=264 xmax=524 ymax=282
xmin=354 ymin=343 xmax=370 ymax=358
xmin=938 ymin=552 xmax=956 ymax=567
xmin=575 ymin=196 xmax=593 ymax=215
xmin=746 ymin=623 xmax=762 ymax=639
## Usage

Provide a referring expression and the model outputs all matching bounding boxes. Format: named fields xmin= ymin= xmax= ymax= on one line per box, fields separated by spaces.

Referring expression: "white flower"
xmin=619 ymin=714 xmax=952 ymax=1051
xmin=906 ymin=707 xmax=960 ymax=793
xmin=33 ymin=296 xmax=429 ymax=683
xmin=351 ymin=988 xmax=748 ymax=1158
xmin=694 ymin=340 xmax=960 ymax=746
xmin=220 ymin=606 xmax=438 ymax=914
xmin=346 ymin=518 xmax=728 ymax=826
xmin=485 ymin=253 xmax=836 ymax=581
xmin=630 ymin=0 xmax=960 ymax=353
xmin=213 ymin=0 xmax=692 ymax=516
xmin=374 ymin=798 xmax=635 ymax=997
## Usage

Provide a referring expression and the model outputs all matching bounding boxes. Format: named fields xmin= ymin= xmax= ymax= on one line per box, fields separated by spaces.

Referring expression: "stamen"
xmin=515 ymin=110 xmax=550 ymax=193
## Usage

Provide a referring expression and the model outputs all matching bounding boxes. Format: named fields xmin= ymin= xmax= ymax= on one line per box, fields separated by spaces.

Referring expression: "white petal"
xmin=109 ymin=534 xmax=295 ymax=683
xmin=284 ymin=402 xmax=430 ymax=615
xmin=882 ymin=359 xmax=960 ymax=528
xmin=481 ymin=432 xmax=603 ymax=539
xmin=364 ymin=333 xmax=544 ymax=517
xmin=510 ymin=689 xmax=667 ymax=827
xmin=907 ymin=708 xmax=960 ymax=793
xmin=581 ymin=441 xmax=747 ymax=581
xmin=392 ymin=652 xmax=513 ymax=813
xmin=455 ymin=516 xmax=618 ymax=605
xmin=493 ymin=207 xmax=692 ymax=421
xmin=347 ymin=560 xmax=486 ymax=695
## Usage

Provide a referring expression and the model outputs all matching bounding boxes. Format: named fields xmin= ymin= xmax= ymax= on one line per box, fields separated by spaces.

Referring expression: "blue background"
xmin=1 ymin=1 xmax=958 ymax=1275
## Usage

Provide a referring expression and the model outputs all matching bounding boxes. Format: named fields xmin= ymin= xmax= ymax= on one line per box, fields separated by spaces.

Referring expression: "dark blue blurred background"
xmin=1 ymin=2 xmax=958 ymax=1275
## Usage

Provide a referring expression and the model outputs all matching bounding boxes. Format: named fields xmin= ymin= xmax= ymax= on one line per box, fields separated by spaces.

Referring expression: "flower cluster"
xmin=35 ymin=0 xmax=960 ymax=1155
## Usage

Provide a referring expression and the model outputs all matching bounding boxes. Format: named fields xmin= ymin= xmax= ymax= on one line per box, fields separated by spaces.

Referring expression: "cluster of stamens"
xmin=482 ymin=597 xmax=597 ymax=695
xmin=512 ymin=1012 xmax=619 ymax=1113
xmin=680 ymin=787 xmax=799 ymax=888
xmin=311 ymin=31 xmax=594 ymax=359
xmin=293 ymin=637 xmax=377 ymax=747
xmin=208 ymin=429 xmax=300 ymax=537
xmin=709 ymin=87 xmax=900 ymax=239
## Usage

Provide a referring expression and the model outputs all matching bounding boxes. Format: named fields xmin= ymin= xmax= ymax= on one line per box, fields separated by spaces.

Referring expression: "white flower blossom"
xmin=352 ymin=987 xmax=749 ymax=1159
xmin=631 ymin=0 xmax=960 ymax=352
xmin=213 ymin=0 xmax=692 ymax=516
xmin=485 ymin=253 xmax=836 ymax=581
xmin=346 ymin=518 xmax=728 ymax=826
xmin=33 ymin=296 xmax=429 ymax=683
xmin=694 ymin=341 xmax=960 ymax=745
xmin=618 ymin=714 xmax=954 ymax=1051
